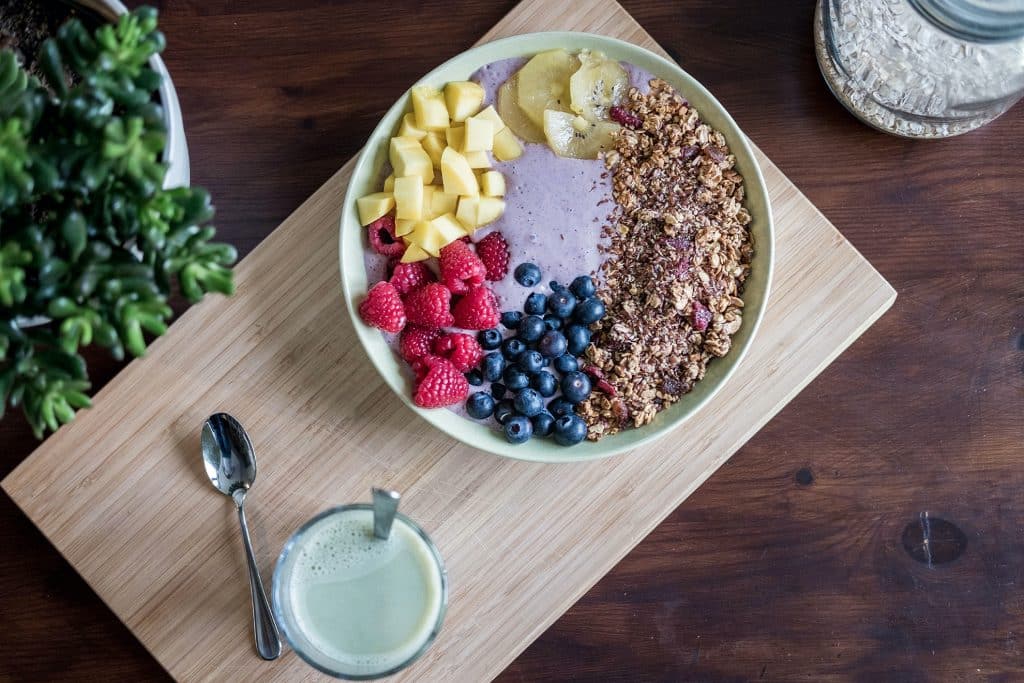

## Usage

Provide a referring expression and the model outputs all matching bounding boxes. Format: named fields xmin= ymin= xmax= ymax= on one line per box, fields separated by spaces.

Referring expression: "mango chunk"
xmin=420 ymin=184 xmax=437 ymax=219
xmin=456 ymin=196 xmax=481 ymax=231
xmin=480 ymin=171 xmax=505 ymax=197
xmin=389 ymin=137 xmax=434 ymax=183
xmin=431 ymin=189 xmax=459 ymax=217
xmin=444 ymin=81 xmax=485 ymax=123
xmin=400 ymin=243 xmax=430 ymax=263
xmin=396 ymin=218 xmax=416 ymax=237
xmin=408 ymin=220 xmax=446 ymax=257
xmin=493 ymin=127 xmax=524 ymax=161
xmin=431 ymin=212 xmax=469 ymax=244
xmin=465 ymin=150 xmax=491 ymax=169
xmin=473 ymin=105 xmax=507 ymax=133
xmin=398 ymin=112 xmax=428 ymax=140
xmin=421 ymin=131 xmax=446 ymax=167
xmin=477 ymin=196 xmax=505 ymax=225
xmin=464 ymin=116 xmax=494 ymax=152
xmin=393 ymin=176 xmax=424 ymax=221
xmin=411 ymin=86 xmax=450 ymax=131
xmin=445 ymin=125 xmax=465 ymax=151
xmin=356 ymin=192 xmax=394 ymax=226
xmin=440 ymin=147 xmax=479 ymax=196
xmin=383 ymin=174 xmax=395 ymax=192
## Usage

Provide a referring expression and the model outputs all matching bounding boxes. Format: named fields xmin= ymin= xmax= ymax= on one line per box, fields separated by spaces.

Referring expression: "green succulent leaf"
xmin=0 ymin=6 xmax=234 ymax=438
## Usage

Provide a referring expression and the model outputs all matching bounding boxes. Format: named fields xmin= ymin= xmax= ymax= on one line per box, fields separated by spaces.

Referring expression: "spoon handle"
xmin=237 ymin=502 xmax=282 ymax=660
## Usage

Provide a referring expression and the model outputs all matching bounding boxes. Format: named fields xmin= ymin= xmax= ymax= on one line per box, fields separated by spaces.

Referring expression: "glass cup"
xmin=272 ymin=504 xmax=448 ymax=679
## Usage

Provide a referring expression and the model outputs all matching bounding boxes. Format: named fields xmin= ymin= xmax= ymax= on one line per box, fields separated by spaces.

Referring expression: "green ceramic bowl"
xmin=340 ymin=32 xmax=774 ymax=463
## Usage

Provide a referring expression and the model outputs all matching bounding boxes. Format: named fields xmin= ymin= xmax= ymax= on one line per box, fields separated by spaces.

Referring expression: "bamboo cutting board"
xmin=2 ymin=1 xmax=896 ymax=680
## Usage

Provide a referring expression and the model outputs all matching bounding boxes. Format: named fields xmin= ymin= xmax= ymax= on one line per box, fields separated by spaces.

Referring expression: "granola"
xmin=579 ymin=79 xmax=753 ymax=440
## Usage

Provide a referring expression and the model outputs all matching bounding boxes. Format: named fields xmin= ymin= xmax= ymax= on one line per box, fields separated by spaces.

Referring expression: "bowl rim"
xmin=339 ymin=31 xmax=774 ymax=463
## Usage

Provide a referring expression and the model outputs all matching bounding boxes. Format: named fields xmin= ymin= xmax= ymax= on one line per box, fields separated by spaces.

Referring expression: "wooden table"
xmin=2 ymin=1 xmax=1021 ymax=680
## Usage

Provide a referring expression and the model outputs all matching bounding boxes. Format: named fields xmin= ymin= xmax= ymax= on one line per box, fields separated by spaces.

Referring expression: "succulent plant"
xmin=0 ymin=6 xmax=236 ymax=438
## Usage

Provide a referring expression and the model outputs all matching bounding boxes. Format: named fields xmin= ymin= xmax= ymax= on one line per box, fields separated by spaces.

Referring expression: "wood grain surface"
xmin=0 ymin=1 xmax=1019 ymax=682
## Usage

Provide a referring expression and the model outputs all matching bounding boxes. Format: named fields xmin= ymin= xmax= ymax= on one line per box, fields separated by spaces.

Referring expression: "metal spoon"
xmin=372 ymin=487 xmax=401 ymax=539
xmin=201 ymin=413 xmax=282 ymax=661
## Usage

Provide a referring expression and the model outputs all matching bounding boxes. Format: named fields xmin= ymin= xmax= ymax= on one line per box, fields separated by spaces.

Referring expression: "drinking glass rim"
xmin=271 ymin=503 xmax=449 ymax=680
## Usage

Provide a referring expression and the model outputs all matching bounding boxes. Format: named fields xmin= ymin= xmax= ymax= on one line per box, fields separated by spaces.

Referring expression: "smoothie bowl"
xmin=340 ymin=33 xmax=773 ymax=462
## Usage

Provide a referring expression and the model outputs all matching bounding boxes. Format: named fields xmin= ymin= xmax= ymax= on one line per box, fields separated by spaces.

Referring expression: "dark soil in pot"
xmin=0 ymin=0 xmax=99 ymax=78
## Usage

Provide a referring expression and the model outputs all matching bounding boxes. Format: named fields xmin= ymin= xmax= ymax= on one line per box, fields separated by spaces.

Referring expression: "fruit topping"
xmin=432 ymin=332 xmax=484 ymax=372
xmin=451 ymin=285 xmax=500 ymax=329
xmin=413 ymin=355 xmax=469 ymax=408
xmin=542 ymin=110 xmax=620 ymax=160
xmin=399 ymin=325 xmax=442 ymax=363
xmin=389 ymin=260 xmax=435 ymax=296
xmin=358 ymin=281 xmax=406 ymax=334
xmin=513 ymin=262 xmax=542 ymax=287
xmin=569 ymin=50 xmax=629 ymax=122
xmin=515 ymin=49 xmax=581 ymax=127
xmin=691 ymin=301 xmax=713 ymax=332
xmin=439 ymin=239 xmax=486 ymax=294
xmin=475 ymin=231 xmax=510 ymax=281
xmin=367 ymin=215 xmax=405 ymax=258
xmin=609 ymin=105 xmax=642 ymax=129
xmin=404 ymin=282 xmax=454 ymax=329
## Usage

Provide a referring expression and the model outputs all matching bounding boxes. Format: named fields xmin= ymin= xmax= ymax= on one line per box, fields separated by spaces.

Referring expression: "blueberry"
xmin=501 ymin=310 xmax=524 ymax=330
xmin=518 ymin=350 xmax=544 ymax=374
xmin=503 ymin=366 xmax=530 ymax=390
xmin=482 ymin=352 xmax=505 ymax=382
xmin=517 ymin=315 xmax=545 ymax=342
xmin=542 ymin=357 xmax=551 ymax=367
xmin=537 ymin=330 xmax=568 ymax=358
xmin=465 ymin=370 xmax=483 ymax=386
xmin=531 ymin=370 xmax=558 ymax=397
xmin=524 ymin=292 xmax=547 ymax=315
xmin=564 ymin=324 xmax=592 ymax=356
xmin=465 ymin=391 xmax=495 ymax=419
xmin=560 ymin=371 xmax=592 ymax=403
xmin=494 ymin=399 xmax=515 ymax=425
xmin=548 ymin=397 xmax=576 ymax=418
xmin=543 ymin=313 xmax=563 ymax=331
xmin=504 ymin=415 xmax=533 ymax=444
xmin=531 ymin=410 xmax=555 ymax=437
xmin=514 ymin=263 xmax=542 ymax=287
xmin=553 ymin=414 xmax=587 ymax=446
xmin=572 ymin=297 xmax=606 ymax=324
xmin=547 ymin=289 xmax=577 ymax=318
xmin=554 ymin=354 xmax=579 ymax=374
xmin=490 ymin=382 xmax=507 ymax=400
xmin=501 ymin=337 xmax=526 ymax=360
xmin=570 ymin=275 xmax=596 ymax=299
xmin=513 ymin=388 xmax=544 ymax=417
xmin=549 ymin=280 xmax=564 ymax=291
xmin=478 ymin=328 xmax=503 ymax=350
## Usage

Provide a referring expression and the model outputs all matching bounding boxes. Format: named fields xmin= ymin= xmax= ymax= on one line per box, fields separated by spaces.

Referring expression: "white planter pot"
xmin=75 ymin=0 xmax=190 ymax=188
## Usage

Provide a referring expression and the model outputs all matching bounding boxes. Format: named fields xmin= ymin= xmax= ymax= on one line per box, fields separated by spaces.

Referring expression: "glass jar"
xmin=814 ymin=0 xmax=1024 ymax=137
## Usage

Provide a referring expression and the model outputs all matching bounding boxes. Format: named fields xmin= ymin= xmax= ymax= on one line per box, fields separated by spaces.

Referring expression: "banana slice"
xmin=542 ymin=110 xmax=621 ymax=160
xmin=516 ymin=49 xmax=581 ymax=128
xmin=569 ymin=51 xmax=629 ymax=122
xmin=496 ymin=76 xmax=546 ymax=143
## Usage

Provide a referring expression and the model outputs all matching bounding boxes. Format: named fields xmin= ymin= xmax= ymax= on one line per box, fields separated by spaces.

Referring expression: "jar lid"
xmin=910 ymin=0 xmax=1024 ymax=41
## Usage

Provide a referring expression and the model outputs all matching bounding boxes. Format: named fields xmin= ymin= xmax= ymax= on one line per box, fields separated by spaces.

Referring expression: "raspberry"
xmin=609 ymin=105 xmax=642 ymax=129
xmin=432 ymin=332 xmax=484 ymax=372
xmin=399 ymin=325 xmax=442 ymax=364
xmin=367 ymin=215 xmax=405 ymax=257
xmin=690 ymin=301 xmax=712 ymax=332
xmin=404 ymin=282 xmax=454 ymax=329
xmin=438 ymin=240 xmax=486 ymax=295
xmin=475 ymin=231 xmax=510 ymax=281
xmin=413 ymin=355 xmax=469 ymax=408
xmin=357 ymin=281 xmax=406 ymax=334
xmin=451 ymin=286 xmax=500 ymax=330
xmin=389 ymin=261 xmax=436 ymax=295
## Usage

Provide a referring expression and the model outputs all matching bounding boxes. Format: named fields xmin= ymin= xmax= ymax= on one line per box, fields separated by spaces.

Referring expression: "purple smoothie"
xmin=360 ymin=57 xmax=656 ymax=421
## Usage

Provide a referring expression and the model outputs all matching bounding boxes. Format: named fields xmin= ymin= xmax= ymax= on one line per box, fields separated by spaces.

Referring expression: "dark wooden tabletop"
xmin=3 ymin=1 xmax=1022 ymax=680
